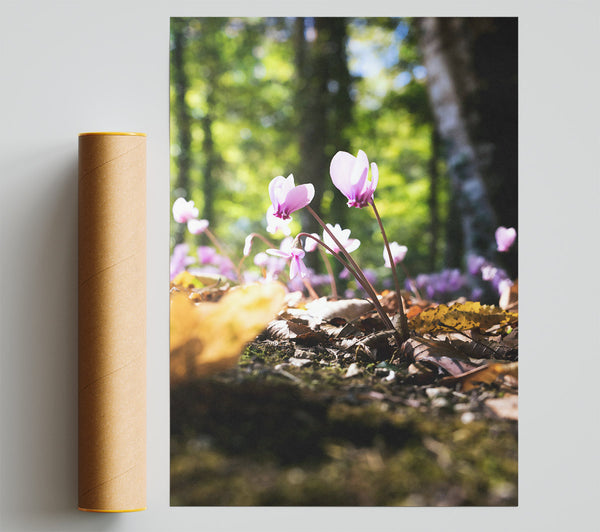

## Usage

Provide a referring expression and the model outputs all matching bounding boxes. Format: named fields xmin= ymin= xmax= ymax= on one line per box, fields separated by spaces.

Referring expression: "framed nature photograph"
xmin=169 ymin=16 xmax=518 ymax=506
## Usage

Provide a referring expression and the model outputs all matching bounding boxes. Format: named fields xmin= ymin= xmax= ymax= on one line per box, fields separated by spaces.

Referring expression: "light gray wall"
xmin=1 ymin=1 xmax=598 ymax=531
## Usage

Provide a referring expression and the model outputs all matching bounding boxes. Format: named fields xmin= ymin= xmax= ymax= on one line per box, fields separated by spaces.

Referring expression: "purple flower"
xmin=266 ymin=246 xmax=309 ymax=280
xmin=197 ymin=246 xmax=219 ymax=265
xmin=330 ymin=149 xmax=379 ymax=208
xmin=170 ymin=243 xmax=195 ymax=280
xmin=322 ymin=223 xmax=360 ymax=255
xmin=383 ymin=242 xmax=407 ymax=268
xmin=481 ymin=265 xmax=498 ymax=281
xmin=266 ymin=205 xmax=293 ymax=235
xmin=268 ymin=174 xmax=315 ymax=220
xmin=187 ymin=218 xmax=209 ymax=235
xmin=172 ymin=197 xmax=199 ymax=223
xmin=467 ymin=255 xmax=486 ymax=276
xmin=495 ymin=226 xmax=517 ymax=252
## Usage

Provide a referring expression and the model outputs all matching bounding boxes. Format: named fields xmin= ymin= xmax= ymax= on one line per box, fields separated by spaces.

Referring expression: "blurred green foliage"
xmin=170 ymin=17 xmax=447 ymax=283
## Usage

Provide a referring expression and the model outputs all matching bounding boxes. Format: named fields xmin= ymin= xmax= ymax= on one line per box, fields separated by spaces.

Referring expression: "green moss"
xmin=171 ymin=340 xmax=517 ymax=506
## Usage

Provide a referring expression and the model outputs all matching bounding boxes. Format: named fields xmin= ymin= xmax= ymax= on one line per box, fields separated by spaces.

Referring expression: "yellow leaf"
xmin=170 ymin=282 xmax=286 ymax=382
xmin=409 ymin=301 xmax=517 ymax=334
xmin=172 ymin=270 xmax=229 ymax=288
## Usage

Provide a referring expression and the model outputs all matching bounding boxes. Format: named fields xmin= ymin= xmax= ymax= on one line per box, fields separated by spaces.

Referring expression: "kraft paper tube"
xmin=78 ymin=132 xmax=146 ymax=512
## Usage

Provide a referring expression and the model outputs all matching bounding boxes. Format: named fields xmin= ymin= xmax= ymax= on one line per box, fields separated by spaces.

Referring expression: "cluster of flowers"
xmin=170 ymin=198 xmax=236 ymax=281
xmin=170 ymin=149 xmax=516 ymax=314
xmin=467 ymin=226 xmax=517 ymax=297
xmin=411 ymin=269 xmax=470 ymax=301
xmin=170 ymin=149 xmax=410 ymax=339
xmin=253 ymin=151 xmax=407 ymax=281
xmin=409 ymin=227 xmax=517 ymax=302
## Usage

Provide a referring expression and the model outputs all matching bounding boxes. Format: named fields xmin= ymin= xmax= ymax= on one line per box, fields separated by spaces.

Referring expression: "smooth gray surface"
xmin=1 ymin=1 xmax=598 ymax=531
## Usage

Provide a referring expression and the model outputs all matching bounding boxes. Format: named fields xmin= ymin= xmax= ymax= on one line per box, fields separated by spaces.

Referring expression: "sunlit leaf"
xmin=172 ymin=271 xmax=230 ymax=289
xmin=409 ymin=301 xmax=517 ymax=334
xmin=170 ymin=282 xmax=286 ymax=382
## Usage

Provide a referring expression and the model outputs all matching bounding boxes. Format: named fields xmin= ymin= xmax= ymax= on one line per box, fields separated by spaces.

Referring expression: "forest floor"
xmin=170 ymin=292 xmax=518 ymax=506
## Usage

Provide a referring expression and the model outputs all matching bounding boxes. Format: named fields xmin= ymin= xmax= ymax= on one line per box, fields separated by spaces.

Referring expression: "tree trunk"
xmin=428 ymin=128 xmax=441 ymax=270
xmin=294 ymin=18 xmax=354 ymax=272
xmin=294 ymin=18 xmax=330 ymax=241
xmin=171 ymin=20 xmax=193 ymax=245
xmin=417 ymin=17 xmax=514 ymax=271
xmin=201 ymin=90 xmax=216 ymax=226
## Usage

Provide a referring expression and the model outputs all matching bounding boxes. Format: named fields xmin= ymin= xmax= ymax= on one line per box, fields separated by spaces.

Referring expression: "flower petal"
xmin=304 ymin=233 xmax=320 ymax=252
xmin=268 ymin=175 xmax=293 ymax=207
xmin=330 ymin=151 xmax=358 ymax=197
xmin=187 ymin=218 xmax=209 ymax=235
xmin=344 ymin=238 xmax=360 ymax=253
xmin=350 ymin=150 xmax=369 ymax=188
xmin=173 ymin=197 xmax=199 ymax=223
xmin=266 ymin=205 xmax=292 ymax=235
xmin=495 ymin=226 xmax=517 ymax=252
xmin=370 ymin=162 xmax=379 ymax=193
xmin=266 ymin=248 xmax=289 ymax=259
xmin=243 ymin=234 xmax=254 ymax=257
xmin=282 ymin=183 xmax=315 ymax=213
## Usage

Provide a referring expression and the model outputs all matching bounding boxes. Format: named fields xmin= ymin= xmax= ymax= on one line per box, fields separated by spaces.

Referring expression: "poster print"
xmin=169 ymin=17 xmax=518 ymax=506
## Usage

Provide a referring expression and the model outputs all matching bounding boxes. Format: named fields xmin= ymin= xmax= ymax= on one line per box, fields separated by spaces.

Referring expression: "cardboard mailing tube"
xmin=78 ymin=132 xmax=146 ymax=512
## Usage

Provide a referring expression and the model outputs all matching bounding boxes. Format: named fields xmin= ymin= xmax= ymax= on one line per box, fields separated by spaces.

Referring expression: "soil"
xmin=170 ymin=337 xmax=518 ymax=506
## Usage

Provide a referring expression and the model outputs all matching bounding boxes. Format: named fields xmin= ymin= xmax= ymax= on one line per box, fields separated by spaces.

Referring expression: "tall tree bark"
xmin=201 ymin=89 xmax=216 ymax=225
xmin=171 ymin=19 xmax=193 ymax=245
xmin=417 ymin=18 xmax=518 ymax=279
xmin=294 ymin=18 xmax=330 ymax=240
xmin=418 ymin=17 xmax=498 ymax=268
xmin=294 ymin=18 xmax=354 ymax=269
xmin=324 ymin=18 xmax=353 ymax=231
xmin=428 ymin=128 xmax=441 ymax=270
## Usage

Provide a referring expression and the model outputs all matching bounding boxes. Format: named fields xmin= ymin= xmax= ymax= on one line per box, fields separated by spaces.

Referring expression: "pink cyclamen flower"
xmin=266 ymin=246 xmax=308 ymax=280
xmin=304 ymin=233 xmax=320 ymax=253
xmin=268 ymin=174 xmax=315 ymax=220
xmin=187 ymin=218 xmax=209 ymax=235
xmin=172 ymin=197 xmax=199 ymax=223
xmin=383 ymin=242 xmax=407 ymax=268
xmin=266 ymin=205 xmax=293 ymax=235
xmin=495 ymin=226 xmax=517 ymax=252
xmin=322 ymin=223 xmax=360 ymax=255
xmin=330 ymin=149 xmax=379 ymax=208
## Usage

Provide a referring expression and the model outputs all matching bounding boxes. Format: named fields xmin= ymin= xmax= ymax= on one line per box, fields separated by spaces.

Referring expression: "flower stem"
xmin=237 ymin=233 xmax=276 ymax=272
xmin=369 ymin=200 xmax=409 ymax=342
xmin=204 ymin=228 xmax=241 ymax=282
xmin=302 ymin=278 xmax=320 ymax=299
xmin=305 ymin=207 xmax=400 ymax=340
xmin=296 ymin=232 xmax=345 ymax=300
xmin=319 ymin=248 xmax=338 ymax=300
xmin=398 ymin=261 xmax=422 ymax=301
